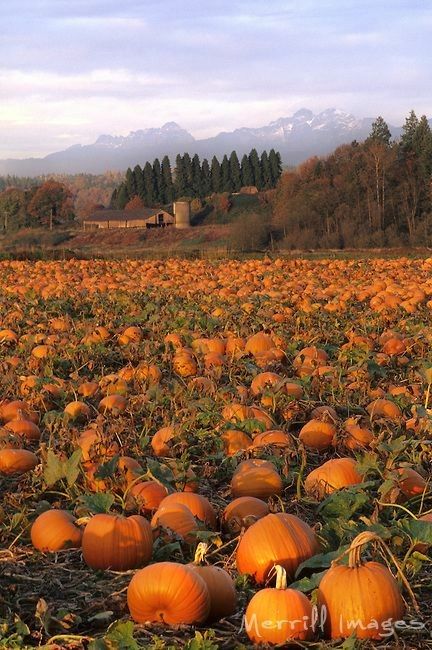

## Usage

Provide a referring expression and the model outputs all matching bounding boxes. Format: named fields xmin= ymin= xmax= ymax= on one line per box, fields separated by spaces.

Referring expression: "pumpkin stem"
xmin=273 ymin=564 xmax=287 ymax=590
xmin=194 ymin=542 xmax=209 ymax=564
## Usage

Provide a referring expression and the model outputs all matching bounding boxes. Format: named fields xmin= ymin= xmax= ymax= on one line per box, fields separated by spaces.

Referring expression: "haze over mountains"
xmin=0 ymin=108 xmax=412 ymax=176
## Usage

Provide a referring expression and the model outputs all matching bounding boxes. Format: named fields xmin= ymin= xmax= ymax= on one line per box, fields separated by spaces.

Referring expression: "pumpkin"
xmin=173 ymin=350 xmax=197 ymax=377
xmin=82 ymin=513 xmax=153 ymax=571
xmin=396 ymin=467 xmax=427 ymax=498
xmin=189 ymin=543 xmax=237 ymax=622
xmin=413 ymin=512 xmax=432 ymax=554
xmin=236 ymin=512 xmax=319 ymax=583
xmin=285 ymin=381 xmax=304 ymax=399
xmin=221 ymin=429 xmax=252 ymax=456
xmin=157 ymin=492 xmax=216 ymax=529
xmin=0 ymin=400 xmax=39 ymax=424
xmin=151 ymin=503 xmax=199 ymax=543
xmin=0 ymin=448 xmax=38 ymax=475
xmin=127 ymin=561 xmax=210 ymax=624
xmin=31 ymin=509 xmax=82 ymax=552
xmin=231 ymin=459 xmax=283 ymax=500
xmin=64 ymin=400 xmax=91 ymax=421
xmin=299 ymin=419 xmax=336 ymax=450
xmin=222 ymin=496 xmax=269 ymax=534
xmin=78 ymin=381 xmax=100 ymax=398
xmin=366 ymin=399 xmax=402 ymax=420
xmin=304 ymin=458 xmax=362 ymax=499
xmin=98 ymin=394 xmax=127 ymax=414
xmin=250 ymin=372 xmax=283 ymax=396
xmin=125 ymin=481 xmax=168 ymax=514
xmin=151 ymin=426 xmax=176 ymax=457
xmin=317 ymin=531 xmax=405 ymax=639
xmin=77 ymin=429 xmax=119 ymax=464
xmin=245 ymin=565 xmax=313 ymax=644
xmin=245 ymin=332 xmax=275 ymax=356
xmin=5 ymin=414 xmax=41 ymax=441
xmin=251 ymin=429 xmax=293 ymax=452
xmin=344 ymin=417 xmax=374 ymax=450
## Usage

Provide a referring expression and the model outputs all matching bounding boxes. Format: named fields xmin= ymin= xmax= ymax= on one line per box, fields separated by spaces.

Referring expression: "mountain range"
xmin=0 ymin=108 xmax=410 ymax=176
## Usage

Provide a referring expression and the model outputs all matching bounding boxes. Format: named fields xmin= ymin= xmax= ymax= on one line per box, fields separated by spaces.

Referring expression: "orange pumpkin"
xmin=299 ymin=419 xmax=336 ymax=450
xmin=304 ymin=458 xmax=362 ymax=499
xmin=231 ymin=459 xmax=283 ymax=500
xmin=221 ymin=429 xmax=252 ymax=456
xmin=366 ymin=399 xmax=402 ymax=420
xmin=222 ymin=496 xmax=269 ymax=534
xmin=125 ymin=480 xmax=168 ymax=514
xmin=31 ymin=509 xmax=82 ymax=552
xmin=151 ymin=503 xmax=199 ymax=543
xmin=245 ymin=565 xmax=313 ymax=644
xmin=236 ymin=512 xmax=319 ymax=583
xmin=82 ymin=513 xmax=153 ymax=571
xmin=0 ymin=448 xmax=38 ymax=475
xmin=317 ymin=531 xmax=405 ymax=639
xmin=127 ymin=562 xmax=210 ymax=624
xmin=157 ymin=492 xmax=216 ymax=529
xmin=189 ymin=543 xmax=237 ymax=622
xmin=151 ymin=426 xmax=177 ymax=457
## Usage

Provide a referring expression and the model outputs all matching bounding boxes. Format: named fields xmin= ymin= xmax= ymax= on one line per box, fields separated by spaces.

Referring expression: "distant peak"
xmin=161 ymin=121 xmax=183 ymax=130
xmin=293 ymin=108 xmax=314 ymax=119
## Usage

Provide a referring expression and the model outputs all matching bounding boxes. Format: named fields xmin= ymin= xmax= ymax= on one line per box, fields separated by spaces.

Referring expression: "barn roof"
xmin=84 ymin=208 xmax=170 ymax=223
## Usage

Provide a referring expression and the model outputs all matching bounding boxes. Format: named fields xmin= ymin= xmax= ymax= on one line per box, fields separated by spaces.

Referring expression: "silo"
xmin=173 ymin=201 xmax=191 ymax=229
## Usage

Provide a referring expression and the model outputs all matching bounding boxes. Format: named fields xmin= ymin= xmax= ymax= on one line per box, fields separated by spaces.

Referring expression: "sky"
xmin=1 ymin=0 xmax=431 ymax=158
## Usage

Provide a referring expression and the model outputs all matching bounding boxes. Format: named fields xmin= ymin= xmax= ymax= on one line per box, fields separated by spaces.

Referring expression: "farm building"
xmin=83 ymin=208 xmax=175 ymax=230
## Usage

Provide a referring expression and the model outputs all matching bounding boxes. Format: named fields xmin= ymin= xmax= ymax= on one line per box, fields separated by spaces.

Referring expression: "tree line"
xmin=110 ymin=149 xmax=282 ymax=209
xmin=271 ymin=111 xmax=432 ymax=248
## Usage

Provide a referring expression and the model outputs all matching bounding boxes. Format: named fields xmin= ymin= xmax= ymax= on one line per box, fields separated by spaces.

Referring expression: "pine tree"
xmin=210 ymin=156 xmax=221 ymax=193
xmin=367 ymin=117 xmax=392 ymax=146
xmin=143 ymin=162 xmax=155 ymax=205
xmin=413 ymin=115 xmax=432 ymax=176
xmin=133 ymin=165 xmax=145 ymax=200
xmin=201 ymin=158 xmax=211 ymax=196
xmin=260 ymin=151 xmax=272 ymax=189
xmin=240 ymin=153 xmax=254 ymax=187
xmin=220 ymin=155 xmax=232 ymax=192
xmin=152 ymin=158 xmax=162 ymax=203
xmin=400 ymin=110 xmax=419 ymax=152
xmin=161 ymin=155 xmax=174 ymax=203
xmin=192 ymin=154 xmax=202 ymax=196
xmin=174 ymin=154 xmax=186 ymax=197
xmin=109 ymin=188 xmax=118 ymax=209
xmin=268 ymin=149 xmax=282 ymax=187
xmin=116 ymin=184 xmax=129 ymax=209
xmin=228 ymin=151 xmax=242 ymax=192
xmin=182 ymin=153 xmax=193 ymax=195
xmin=249 ymin=148 xmax=262 ymax=189
xmin=125 ymin=168 xmax=136 ymax=198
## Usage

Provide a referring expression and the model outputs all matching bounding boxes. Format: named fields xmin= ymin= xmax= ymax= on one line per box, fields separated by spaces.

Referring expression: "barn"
xmin=83 ymin=208 xmax=175 ymax=230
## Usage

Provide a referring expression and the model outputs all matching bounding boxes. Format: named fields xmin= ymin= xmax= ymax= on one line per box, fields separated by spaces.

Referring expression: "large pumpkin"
xmin=299 ymin=419 xmax=336 ymax=450
xmin=127 ymin=562 xmax=210 ymax=624
xmin=231 ymin=459 xmax=283 ymax=500
xmin=82 ymin=513 xmax=153 ymax=571
xmin=304 ymin=457 xmax=362 ymax=499
xmin=31 ymin=509 xmax=82 ymax=552
xmin=236 ymin=512 xmax=319 ymax=583
xmin=157 ymin=492 xmax=216 ymax=529
xmin=245 ymin=565 xmax=313 ymax=644
xmin=317 ymin=531 xmax=405 ymax=639
xmin=222 ymin=496 xmax=269 ymax=534
xmin=0 ymin=448 xmax=38 ymax=475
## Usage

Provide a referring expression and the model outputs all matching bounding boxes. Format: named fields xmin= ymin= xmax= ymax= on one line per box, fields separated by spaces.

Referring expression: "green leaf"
xmin=89 ymin=620 xmax=138 ymax=650
xmin=400 ymin=519 xmax=432 ymax=544
xmin=146 ymin=459 xmax=175 ymax=490
xmin=78 ymin=492 xmax=115 ymax=514
xmin=64 ymin=449 xmax=82 ymax=487
xmin=318 ymin=486 xmax=370 ymax=520
xmin=43 ymin=450 xmax=65 ymax=487
xmin=289 ymin=569 xmax=327 ymax=593
xmin=295 ymin=547 xmax=348 ymax=578
xmin=94 ymin=455 xmax=119 ymax=480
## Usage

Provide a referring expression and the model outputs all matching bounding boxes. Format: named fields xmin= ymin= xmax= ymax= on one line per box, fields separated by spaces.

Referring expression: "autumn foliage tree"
xmin=27 ymin=181 xmax=75 ymax=227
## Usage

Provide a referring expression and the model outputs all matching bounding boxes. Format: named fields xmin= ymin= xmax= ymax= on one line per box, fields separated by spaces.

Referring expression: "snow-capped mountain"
xmin=0 ymin=110 xmax=403 ymax=176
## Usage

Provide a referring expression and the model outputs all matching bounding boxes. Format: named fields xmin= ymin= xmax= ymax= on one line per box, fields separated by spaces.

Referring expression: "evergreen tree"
xmin=125 ymin=168 xmax=136 ymax=197
xmin=143 ymin=162 xmax=155 ymax=205
xmin=227 ymin=151 xmax=241 ymax=192
xmin=174 ymin=154 xmax=187 ymax=197
xmin=210 ymin=156 xmax=221 ymax=193
xmin=133 ymin=164 xmax=145 ymax=200
xmin=400 ymin=110 xmax=419 ymax=152
xmin=240 ymin=153 xmax=254 ymax=186
xmin=367 ymin=117 xmax=392 ymax=146
xmin=220 ymin=155 xmax=232 ymax=192
xmin=192 ymin=154 xmax=203 ymax=196
xmin=182 ymin=153 xmax=193 ymax=195
xmin=268 ymin=149 xmax=282 ymax=187
xmin=201 ymin=158 xmax=211 ymax=196
xmin=249 ymin=148 xmax=262 ymax=189
xmin=152 ymin=158 xmax=162 ymax=203
xmin=413 ymin=115 xmax=432 ymax=177
xmin=260 ymin=151 xmax=272 ymax=189
xmin=116 ymin=184 xmax=129 ymax=209
xmin=109 ymin=188 xmax=118 ymax=209
xmin=161 ymin=155 xmax=174 ymax=203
